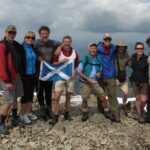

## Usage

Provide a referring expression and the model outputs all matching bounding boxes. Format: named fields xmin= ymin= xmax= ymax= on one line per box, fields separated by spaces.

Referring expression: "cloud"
xmin=0 ymin=0 xmax=150 ymax=39
xmin=71 ymin=0 xmax=150 ymax=33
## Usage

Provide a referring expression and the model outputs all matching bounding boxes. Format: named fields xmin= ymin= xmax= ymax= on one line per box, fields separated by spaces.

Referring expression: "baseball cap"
xmin=88 ymin=42 xmax=97 ymax=47
xmin=5 ymin=25 xmax=17 ymax=33
xmin=103 ymin=33 xmax=112 ymax=40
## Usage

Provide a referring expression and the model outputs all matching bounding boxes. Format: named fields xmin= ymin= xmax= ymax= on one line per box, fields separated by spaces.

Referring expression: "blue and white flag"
xmin=39 ymin=61 xmax=73 ymax=81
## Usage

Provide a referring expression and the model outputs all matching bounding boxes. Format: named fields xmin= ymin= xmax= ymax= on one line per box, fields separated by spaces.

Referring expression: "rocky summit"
xmin=0 ymin=95 xmax=150 ymax=150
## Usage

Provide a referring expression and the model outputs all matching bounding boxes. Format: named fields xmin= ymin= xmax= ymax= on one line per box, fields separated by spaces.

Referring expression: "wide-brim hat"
xmin=116 ymin=40 xmax=127 ymax=47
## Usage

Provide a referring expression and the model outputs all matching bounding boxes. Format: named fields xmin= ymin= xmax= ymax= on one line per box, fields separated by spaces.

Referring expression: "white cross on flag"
xmin=39 ymin=61 xmax=73 ymax=81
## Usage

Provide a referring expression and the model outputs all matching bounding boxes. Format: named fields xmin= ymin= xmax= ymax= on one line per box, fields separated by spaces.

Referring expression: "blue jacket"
xmin=23 ymin=44 xmax=36 ymax=75
xmin=97 ymin=42 xmax=116 ymax=78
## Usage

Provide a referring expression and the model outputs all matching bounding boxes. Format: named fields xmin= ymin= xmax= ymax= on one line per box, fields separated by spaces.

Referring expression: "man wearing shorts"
xmin=78 ymin=42 xmax=114 ymax=121
xmin=50 ymin=35 xmax=79 ymax=125
xmin=0 ymin=26 xmax=17 ymax=134
xmin=1 ymin=25 xmax=24 ymax=127
xmin=114 ymin=40 xmax=131 ymax=114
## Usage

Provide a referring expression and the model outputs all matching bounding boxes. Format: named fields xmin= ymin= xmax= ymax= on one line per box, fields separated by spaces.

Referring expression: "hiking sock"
xmin=64 ymin=111 xmax=72 ymax=120
xmin=0 ymin=115 xmax=7 ymax=124
xmin=64 ymin=111 xmax=69 ymax=118
xmin=104 ymin=108 xmax=109 ymax=112
xmin=12 ymin=108 xmax=18 ymax=119
xmin=55 ymin=115 xmax=59 ymax=122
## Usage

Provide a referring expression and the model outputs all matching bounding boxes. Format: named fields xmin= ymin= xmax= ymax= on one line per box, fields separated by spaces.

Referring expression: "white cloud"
xmin=0 ymin=0 xmax=150 ymax=47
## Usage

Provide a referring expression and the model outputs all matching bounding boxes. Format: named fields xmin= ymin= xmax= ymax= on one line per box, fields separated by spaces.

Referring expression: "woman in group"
xmin=130 ymin=42 xmax=148 ymax=123
xmin=20 ymin=31 xmax=38 ymax=124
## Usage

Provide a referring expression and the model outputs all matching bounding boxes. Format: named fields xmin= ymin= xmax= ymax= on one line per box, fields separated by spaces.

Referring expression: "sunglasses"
xmin=8 ymin=31 xmax=16 ymax=35
xmin=136 ymin=48 xmax=144 ymax=50
xmin=104 ymin=38 xmax=111 ymax=41
xmin=26 ymin=36 xmax=35 ymax=40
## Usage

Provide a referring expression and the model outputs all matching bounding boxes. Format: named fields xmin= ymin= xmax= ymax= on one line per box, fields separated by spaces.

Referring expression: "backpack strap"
xmin=83 ymin=55 xmax=88 ymax=68
xmin=115 ymin=53 xmax=121 ymax=73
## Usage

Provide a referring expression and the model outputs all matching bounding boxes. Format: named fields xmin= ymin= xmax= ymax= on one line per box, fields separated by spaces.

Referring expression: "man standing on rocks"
xmin=35 ymin=26 xmax=60 ymax=120
xmin=50 ymin=35 xmax=79 ymax=125
xmin=0 ymin=25 xmax=24 ymax=128
xmin=114 ymin=40 xmax=131 ymax=114
xmin=97 ymin=33 xmax=120 ymax=122
xmin=0 ymin=25 xmax=19 ymax=134
xmin=78 ymin=42 xmax=114 ymax=121
xmin=145 ymin=36 xmax=150 ymax=123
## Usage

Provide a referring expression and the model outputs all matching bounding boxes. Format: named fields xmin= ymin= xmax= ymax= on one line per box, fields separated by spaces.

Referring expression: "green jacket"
xmin=80 ymin=53 xmax=102 ymax=79
xmin=115 ymin=52 xmax=131 ymax=77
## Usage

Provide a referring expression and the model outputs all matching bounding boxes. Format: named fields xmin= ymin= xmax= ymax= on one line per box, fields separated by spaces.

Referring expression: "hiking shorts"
xmin=116 ymin=79 xmax=128 ymax=95
xmin=0 ymin=80 xmax=13 ymax=104
xmin=12 ymin=74 xmax=23 ymax=98
xmin=131 ymin=81 xmax=148 ymax=96
xmin=80 ymin=82 xmax=104 ymax=100
xmin=54 ymin=80 xmax=74 ymax=93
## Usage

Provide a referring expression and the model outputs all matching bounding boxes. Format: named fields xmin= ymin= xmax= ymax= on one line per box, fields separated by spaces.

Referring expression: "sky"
xmin=0 ymin=0 xmax=150 ymax=56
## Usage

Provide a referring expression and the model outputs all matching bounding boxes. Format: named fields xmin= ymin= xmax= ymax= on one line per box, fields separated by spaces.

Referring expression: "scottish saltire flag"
xmin=39 ymin=61 xmax=73 ymax=81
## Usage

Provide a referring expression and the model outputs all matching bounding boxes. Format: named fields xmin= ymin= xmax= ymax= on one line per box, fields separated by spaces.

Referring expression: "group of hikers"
xmin=0 ymin=25 xmax=150 ymax=135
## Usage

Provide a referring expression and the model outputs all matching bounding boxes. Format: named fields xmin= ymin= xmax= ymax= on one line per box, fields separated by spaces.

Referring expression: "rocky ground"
xmin=0 ymin=95 xmax=150 ymax=150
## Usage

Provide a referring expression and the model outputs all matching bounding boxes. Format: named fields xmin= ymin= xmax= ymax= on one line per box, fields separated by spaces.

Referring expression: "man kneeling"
xmin=77 ymin=43 xmax=114 ymax=121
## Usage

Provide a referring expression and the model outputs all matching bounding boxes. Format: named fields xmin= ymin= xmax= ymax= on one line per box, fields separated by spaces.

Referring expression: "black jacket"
xmin=0 ymin=38 xmax=25 ymax=75
xmin=130 ymin=53 xmax=148 ymax=83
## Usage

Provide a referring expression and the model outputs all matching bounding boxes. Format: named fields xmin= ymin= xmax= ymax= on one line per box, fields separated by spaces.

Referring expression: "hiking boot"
xmin=81 ymin=112 xmax=89 ymax=122
xmin=133 ymin=113 xmax=138 ymax=120
xmin=114 ymin=117 xmax=121 ymax=123
xmin=64 ymin=112 xmax=72 ymax=121
xmin=112 ymin=114 xmax=121 ymax=123
xmin=122 ymin=104 xmax=128 ymax=116
xmin=138 ymin=113 xmax=145 ymax=124
xmin=27 ymin=113 xmax=38 ymax=121
xmin=20 ymin=115 xmax=32 ymax=125
xmin=0 ymin=123 xmax=10 ymax=135
xmin=11 ymin=117 xmax=19 ymax=127
xmin=104 ymin=111 xmax=115 ymax=121
xmin=144 ymin=112 xmax=150 ymax=123
xmin=97 ymin=98 xmax=104 ymax=114
xmin=46 ymin=107 xmax=55 ymax=119
xmin=11 ymin=117 xmax=25 ymax=127
xmin=141 ymin=110 xmax=147 ymax=118
xmin=39 ymin=106 xmax=47 ymax=120
xmin=49 ymin=115 xmax=58 ymax=126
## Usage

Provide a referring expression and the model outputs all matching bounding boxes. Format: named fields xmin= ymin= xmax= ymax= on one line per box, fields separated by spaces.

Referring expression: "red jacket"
xmin=0 ymin=43 xmax=17 ymax=84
